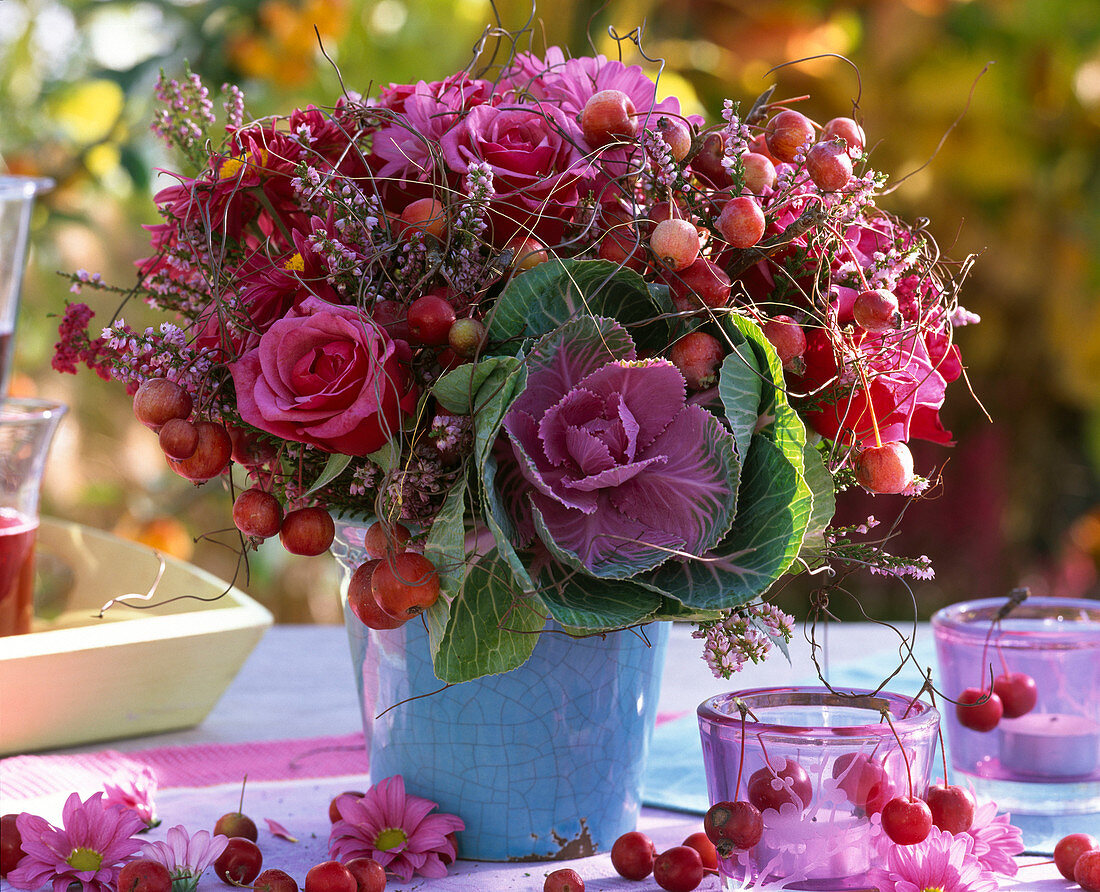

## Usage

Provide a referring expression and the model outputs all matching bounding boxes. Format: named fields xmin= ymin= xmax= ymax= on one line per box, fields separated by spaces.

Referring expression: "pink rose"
xmin=229 ymin=297 xmax=417 ymax=455
xmin=441 ymin=103 xmax=590 ymax=245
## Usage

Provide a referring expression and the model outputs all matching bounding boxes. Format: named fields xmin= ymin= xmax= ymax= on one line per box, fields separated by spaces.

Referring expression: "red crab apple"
xmin=853 ymin=288 xmax=902 ymax=333
xmin=167 ymin=421 xmax=232 ymax=482
xmin=611 ymin=830 xmax=656 ymax=880
xmin=822 ymin=116 xmax=866 ymax=156
xmin=681 ymin=831 xmax=718 ymax=871
xmin=344 ymin=859 xmax=385 ymax=892
xmin=955 ymin=687 xmax=1004 ymax=732
xmin=765 ymin=110 xmax=815 ymax=163
xmin=831 ymin=752 xmax=891 ymax=815
xmin=304 ymin=861 xmax=356 ymax=892
xmin=881 ymin=795 xmax=933 ymax=846
xmin=650 ymin=217 xmax=701 ymax=271
xmin=741 ymin=152 xmax=776 ymax=194
xmin=716 ymin=197 xmax=765 ymax=249
xmin=854 ymin=442 xmax=915 ymax=494
xmin=747 ymin=758 xmax=813 ymax=812
xmin=372 ymin=552 xmax=440 ymax=620
xmin=117 ymin=859 xmax=172 ymax=892
xmin=214 ymin=811 xmax=258 ymax=842
xmin=992 ymin=671 xmax=1038 ymax=718
xmin=214 ymin=838 xmax=263 ymax=885
xmin=653 ymin=846 xmax=704 ymax=892
xmin=581 ymin=89 xmax=637 ymax=147
xmin=704 ymin=800 xmax=763 ymax=851
xmin=670 ymin=331 xmax=724 ymax=391
xmin=328 ymin=790 xmax=365 ymax=823
xmin=1 ymin=814 xmax=24 ymax=877
xmin=233 ymin=488 xmax=283 ymax=540
xmin=923 ymin=784 xmax=975 ymax=833
xmin=253 ymin=868 xmax=298 ymax=892
xmin=407 ymin=294 xmax=456 ymax=346
xmin=133 ymin=378 xmax=192 ymax=430
xmin=347 ymin=560 xmax=404 ymax=630
xmin=1056 ymin=833 xmax=1100 ymax=881
xmin=279 ymin=506 xmax=335 ymax=556
xmin=1077 ymin=849 xmax=1100 ymax=892
xmin=543 ymin=867 xmax=584 ymax=892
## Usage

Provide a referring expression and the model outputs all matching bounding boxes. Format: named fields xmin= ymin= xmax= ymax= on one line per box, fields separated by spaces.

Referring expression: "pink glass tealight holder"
xmin=698 ymin=687 xmax=938 ymax=892
xmin=932 ymin=596 xmax=1100 ymax=815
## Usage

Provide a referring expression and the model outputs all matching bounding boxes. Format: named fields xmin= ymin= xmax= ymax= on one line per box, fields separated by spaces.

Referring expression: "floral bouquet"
xmin=57 ymin=37 xmax=974 ymax=684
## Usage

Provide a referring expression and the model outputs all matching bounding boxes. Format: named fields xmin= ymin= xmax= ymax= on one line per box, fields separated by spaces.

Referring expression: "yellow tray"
xmin=0 ymin=518 xmax=272 ymax=755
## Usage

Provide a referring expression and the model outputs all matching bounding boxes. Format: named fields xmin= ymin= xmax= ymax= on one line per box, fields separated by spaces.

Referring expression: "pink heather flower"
xmin=328 ymin=775 xmax=464 ymax=881
xmin=965 ymin=802 xmax=1024 ymax=877
xmin=868 ymin=827 xmax=997 ymax=892
xmin=6 ymin=792 xmax=145 ymax=892
xmin=139 ymin=825 xmax=228 ymax=892
xmin=102 ymin=765 xmax=159 ymax=828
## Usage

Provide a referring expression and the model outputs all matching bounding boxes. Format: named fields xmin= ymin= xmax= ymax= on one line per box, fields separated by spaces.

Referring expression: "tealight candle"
xmin=999 ymin=713 xmax=1100 ymax=778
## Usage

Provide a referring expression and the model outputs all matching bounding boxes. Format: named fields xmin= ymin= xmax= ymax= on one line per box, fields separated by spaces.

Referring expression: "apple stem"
xmin=852 ymin=348 xmax=883 ymax=449
xmin=926 ymin=685 xmax=951 ymax=782
xmin=735 ymin=702 xmax=748 ymax=802
xmin=238 ymin=774 xmax=248 ymax=815
xmin=881 ymin=708 xmax=914 ymax=799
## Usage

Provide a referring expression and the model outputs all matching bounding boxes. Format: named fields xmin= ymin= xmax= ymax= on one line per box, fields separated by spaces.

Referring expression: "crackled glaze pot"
xmin=333 ymin=520 xmax=669 ymax=861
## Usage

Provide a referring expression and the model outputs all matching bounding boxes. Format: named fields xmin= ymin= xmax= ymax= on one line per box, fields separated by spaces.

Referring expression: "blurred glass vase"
xmin=0 ymin=176 xmax=54 ymax=395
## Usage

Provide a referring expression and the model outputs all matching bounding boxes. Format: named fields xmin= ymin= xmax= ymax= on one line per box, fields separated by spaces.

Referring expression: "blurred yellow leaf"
xmin=48 ymin=80 xmax=125 ymax=144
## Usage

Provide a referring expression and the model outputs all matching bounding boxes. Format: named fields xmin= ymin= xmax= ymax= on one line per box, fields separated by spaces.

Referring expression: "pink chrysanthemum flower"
xmin=139 ymin=825 xmax=228 ymax=892
xmin=965 ymin=802 xmax=1024 ymax=877
xmin=103 ymin=765 xmax=160 ymax=829
xmin=328 ymin=775 xmax=464 ymax=881
xmin=5 ymin=792 xmax=145 ymax=892
xmin=868 ymin=827 xmax=997 ymax=892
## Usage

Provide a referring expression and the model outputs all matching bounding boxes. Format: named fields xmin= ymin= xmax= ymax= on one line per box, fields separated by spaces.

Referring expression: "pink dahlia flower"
xmin=328 ymin=775 xmax=464 ymax=881
xmin=965 ymin=801 xmax=1024 ymax=877
xmin=5 ymin=792 xmax=145 ymax=892
xmin=102 ymin=765 xmax=159 ymax=829
xmin=140 ymin=825 xmax=228 ymax=892
xmin=868 ymin=827 xmax=997 ymax=892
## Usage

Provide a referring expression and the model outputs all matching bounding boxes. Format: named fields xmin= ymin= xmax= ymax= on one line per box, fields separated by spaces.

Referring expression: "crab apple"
xmin=305 ymin=861 xmax=356 ymax=892
xmin=762 ymin=315 xmax=807 ymax=368
xmin=348 ymin=560 xmax=404 ymax=630
xmin=167 ymin=421 xmax=232 ymax=482
xmin=854 ymin=442 xmax=915 ymax=495
xmin=704 ymin=800 xmax=763 ymax=851
xmin=1077 ymin=849 xmax=1100 ymax=892
xmin=229 ymin=426 xmax=278 ymax=468
xmin=507 ymin=235 xmax=549 ymax=271
xmin=650 ymin=217 xmax=701 ymax=271
xmin=598 ymin=226 xmax=647 ymax=273
xmin=611 ymin=830 xmax=656 ymax=880
xmin=447 ymin=317 xmax=488 ymax=356
xmin=765 ymin=110 xmax=816 ymax=163
xmin=215 ymin=811 xmax=258 ymax=842
xmin=362 ymin=520 xmax=412 ymax=560
xmin=716 ymin=197 xmax=765 ymax=249
xmin=670 ymin=331 xmax=725 ymax=391
xmin=117 ymin=859 xmax=172 ymax=892
xmin=133 ymin=377 xmax=192 ymax=430
xmin=1055 ymin=833 xmax=1100 ymax=881
xmin=581 ymin=89 xmax=637 ymax=147
xmin=822 ymin=116 xmax=866 ymax=156
xmin=0 ymin=814 xmax=23 ymax=877
xmin=233 ymin=488 xmax=284 ymax=540
xmin=655 ymin=116 xmax=692 ymax=161
xmin=544 ymin=867 xmax=584 ymax=892
xmin=923 ymin=784 xmax=975 ymax=833
xmin=853 ymin=288 xmax=902 ymax=333
xmin=992 ymin=671 xmax=1038 ymax=718
xmin=254 ymin=868 xmax=299 ymax=892
xmin=328 ymin=791 xmax=365 ymax=823
xmin=372 ymin=552 xmax=440 ymax=620
xmin=741 ymin=152 xmax=777 ymax=194
xmin=955 ymin=687 xmax=1004 ymax=732
xmin=881 ymin=796 xmax=933 ymax=846
xmin=398 ymin=197 xmax=447 ymax=240
xmin=681 ymin=831 xmax=718 ymax=871
xmin=370 ymin=298 xmax=411 ymax=342
xmin=653 ymin=846 xmax=704 ymax=892
xmin=666 ymin=258 xmax=732 ymax=313
xmin=690 ymin=131 xmax=733 ymax=188
xmin=748 ymin=758 xmax=813 ymax=812
xmin=214 ymin=837 xmax=263 ymax=885
xmin=158 ymin=417 xmax=198 ymax=459
xmin=832 ymin=752 xmax=891 ymax=815
xmin=344 ymin=859 xmax=385 ymax=892
xmin=279 ymin=506 xmax=335 ymax=556
xmin=806 ymin=139 xmax=853 ymax=192
xmin=407 ymin=294 xmax=456 ymax=346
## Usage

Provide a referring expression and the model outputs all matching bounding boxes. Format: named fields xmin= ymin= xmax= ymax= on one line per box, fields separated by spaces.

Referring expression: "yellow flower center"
xmin=921 ymin=887 xmax=946 ymax=892
xmin=374 ymin=827 xmax=408 ymax=851
xmin=283 ymin=252 xmax=305 ymax=272
xmin=218 ymin=157 xmax=245 ymax=179
xmin=66 ymin=847 xmax=104 ymax=872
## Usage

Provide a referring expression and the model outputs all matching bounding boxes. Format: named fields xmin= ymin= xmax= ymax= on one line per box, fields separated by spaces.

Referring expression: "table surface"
xmin=0 ymin=623 xmax=1072 ymax=890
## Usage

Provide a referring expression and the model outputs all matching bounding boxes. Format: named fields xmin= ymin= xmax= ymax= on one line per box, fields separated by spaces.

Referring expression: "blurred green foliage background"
xmin=5 ymin=0 xmax=1100 ymax=624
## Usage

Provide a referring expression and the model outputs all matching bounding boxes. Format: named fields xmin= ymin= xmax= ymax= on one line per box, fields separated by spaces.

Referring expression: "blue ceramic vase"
xmin=333 ymin=522 xmax=669 ymax=861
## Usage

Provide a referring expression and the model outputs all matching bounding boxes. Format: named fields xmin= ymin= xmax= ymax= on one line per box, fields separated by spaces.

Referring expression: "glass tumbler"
xmin=698 ymin=687 xmax=939 ymax=891
xmin=932 ymin=596 xmax=1100 ymax=817
xmin=0 ymin=398 xmax=66 ymax=635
